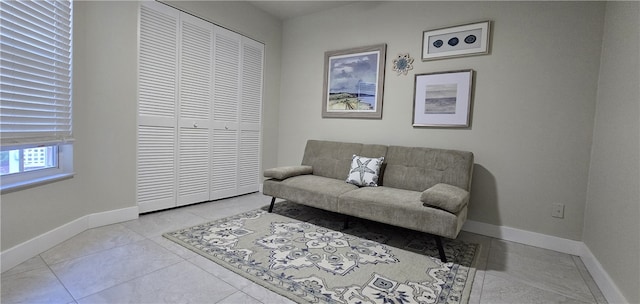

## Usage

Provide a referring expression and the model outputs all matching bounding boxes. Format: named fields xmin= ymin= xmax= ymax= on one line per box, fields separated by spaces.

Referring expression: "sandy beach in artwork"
xmin=328 ymin=93 xmax=373 ymax=110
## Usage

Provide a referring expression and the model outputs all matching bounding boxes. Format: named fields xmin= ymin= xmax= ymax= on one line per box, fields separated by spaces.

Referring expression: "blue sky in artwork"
xmin=329 ymin=52 xmax=378 ymax=94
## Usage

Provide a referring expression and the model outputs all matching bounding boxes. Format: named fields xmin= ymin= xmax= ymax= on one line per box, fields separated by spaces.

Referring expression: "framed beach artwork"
xmin=322 ymin=44 xmax=386 ymax=119
xmin=413 ymin=70 xmax=474 ymax=127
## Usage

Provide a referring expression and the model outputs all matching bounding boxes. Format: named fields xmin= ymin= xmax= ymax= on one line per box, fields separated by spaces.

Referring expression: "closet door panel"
xmin=212 ymin=27 xmax=240 ymax=127
xmin=138 ymin=3 xmax=178 ymax=120
xmin=138 ymin=126 xmax=176 ymax=213
xmin=211 ymin=129 xmax=238 ymax=199
xmin=177 ymin=127 xmax=210 ymax=205
xmin=240 ymin=38 xmax=264 ymax=129
xmin=237 ymin=38 xmax=264 ymax=194
xmin=137 ymin=2 xmax=178 ymax=212
xmin=177 ymin=14 xmax=213 ymax=206
xmin=238 ymin=129 xmax=260 ymax=194
xmin=211 ymin=27 xmax=241 ymax=199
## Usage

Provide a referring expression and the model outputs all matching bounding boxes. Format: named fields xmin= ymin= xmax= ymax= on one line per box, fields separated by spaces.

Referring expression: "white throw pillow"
xmin=346 ymin=155 xmax=384 ymax=187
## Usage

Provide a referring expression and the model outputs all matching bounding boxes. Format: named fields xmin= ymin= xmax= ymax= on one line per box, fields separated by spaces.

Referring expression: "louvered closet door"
xmin=238 ymin=38 xmax=264 ymax=194
xmin=177 ymin=14 xmax=213 ymax=206
xmin=137 ymin=2 xmax=179 ymax=213
xmin=211 ymin=27 xmax=241 ymax=200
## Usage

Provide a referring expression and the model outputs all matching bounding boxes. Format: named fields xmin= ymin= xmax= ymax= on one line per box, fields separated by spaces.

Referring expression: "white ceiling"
xmin=247 ymin=1 xmax=356 ymax=20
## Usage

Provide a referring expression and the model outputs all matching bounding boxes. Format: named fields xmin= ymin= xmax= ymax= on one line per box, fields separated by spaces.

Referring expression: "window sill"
xmin=1 ymin=173 xmax=75 ymax=194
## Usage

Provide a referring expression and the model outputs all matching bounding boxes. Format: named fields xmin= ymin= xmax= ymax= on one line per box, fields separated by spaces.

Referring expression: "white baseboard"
xmin=462 ymin=220 xmax=628 ymax=304
xmin=462 ymin=220 xmax=584 ymax=255
xmin=578 ymin=243 xmax=628 ymax=304
xmin=1 ymin=206 xmax=139 ymax=273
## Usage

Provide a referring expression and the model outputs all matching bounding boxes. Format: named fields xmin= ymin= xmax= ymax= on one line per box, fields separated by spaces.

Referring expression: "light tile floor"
xmin=2 ymin=193 xmax=608 ymax=304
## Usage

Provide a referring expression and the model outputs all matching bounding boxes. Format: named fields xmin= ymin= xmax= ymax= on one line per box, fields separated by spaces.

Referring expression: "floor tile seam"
xmin=45 ymin=237 xmax=187 ymax=300
xmin=475 ymin=235 xmax=494 ymax=303
xmin=484 ymin=269 xmax=596 ymax=303
xmin=485 ymin=253 xmax=580 ymax=276
xmin=148 ymin=235 xmax=200 ymax=260
xmin=1 ymin=257 xmax=48 ymax=278
xmin=487 ymin=256 xmax=595 ymax=303
xmin=40 ymin=223 xmax=147 ymax=262
xmin=70 ymin=258 xmax=186 ymax=303
xmin=571 ymin=255 xmax=607 ymax=304
xmin=42 ymin=238 xmax=156 ymax=268
xmin=43 ymin=259 xmax=77 ymax=302
xmin=488 ymin=244 xmax=578 ymax=265
xmin=216 ymin=290 xmax=261 ymax=304
xmin=490 ymin=238 xmax=581 ymax=259
xmin=185 ymin=254 xmax=233 ymax=282
xmin=181 ymin=207 xmax=219 ymax=220
xmin=118 ymin=222 xmax=152 ymax=240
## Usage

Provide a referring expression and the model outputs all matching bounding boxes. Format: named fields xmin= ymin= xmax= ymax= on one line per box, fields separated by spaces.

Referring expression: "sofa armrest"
xmin=421 ymin=183 xmax=469 ymax=213
xmin=264 ymin=165 xmax=313 ymax=180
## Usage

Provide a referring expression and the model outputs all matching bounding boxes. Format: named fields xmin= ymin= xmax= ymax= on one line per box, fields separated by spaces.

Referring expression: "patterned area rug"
xmin=164 ymin=201 xmax=479 ymax=304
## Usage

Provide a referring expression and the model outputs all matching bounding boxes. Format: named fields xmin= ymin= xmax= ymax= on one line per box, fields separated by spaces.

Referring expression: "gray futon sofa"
xmin=262 ymin=140 xmax=474 ymax=262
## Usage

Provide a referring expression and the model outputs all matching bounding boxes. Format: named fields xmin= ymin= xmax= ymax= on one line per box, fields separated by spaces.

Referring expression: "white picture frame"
xmin=413 ymin=70 xmax=474 ymax=127
xmin=422 ymin=21 xmax=491 ymax=61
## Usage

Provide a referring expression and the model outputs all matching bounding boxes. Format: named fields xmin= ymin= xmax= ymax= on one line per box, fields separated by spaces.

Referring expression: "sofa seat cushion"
xmin=263 ymin=175 xmax=358 ymax=212
xmin=337 ymin=187 xmax=464 ymax=239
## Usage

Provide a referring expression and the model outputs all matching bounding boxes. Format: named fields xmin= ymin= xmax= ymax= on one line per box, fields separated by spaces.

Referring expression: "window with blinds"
xmin=0 ymin=0 xmax=74 ymax=191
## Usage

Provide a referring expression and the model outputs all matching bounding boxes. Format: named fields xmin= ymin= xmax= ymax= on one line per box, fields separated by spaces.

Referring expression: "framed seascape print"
xmin=322 ymin=44 xmax=386 ymax=119
xmin=422 ymin=21 xmax=491 ymax=61
xmin=413 ymin=70 xmax=474 ymax=127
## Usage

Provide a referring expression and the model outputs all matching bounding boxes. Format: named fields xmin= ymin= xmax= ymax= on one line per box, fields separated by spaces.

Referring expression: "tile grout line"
xmin=72 ymin=255 xmax=187 ymax=302
xmin=42 ymin=253 xmax=77 ymax=303
xmin=42 ymin=237 xmax=149 ymax=269
xmin=215 ymin=290 xmax=262 ymax=304
xmin=46 ymin=236 xmax=187 ymax=302
xmin=571 ymin=255 xmax=608 ymax=304
xmin=484 ymin=239 xmax=600 ymax=303
xmin=474 ymin=236 xmax=492 ymax=303
xmin=39 ymin=223 xmax=148 ymax=266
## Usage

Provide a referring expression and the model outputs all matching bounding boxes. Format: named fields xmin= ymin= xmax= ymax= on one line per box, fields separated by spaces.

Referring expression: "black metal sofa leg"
xmin=268 ymin=197 xmax=276 ymax=213
xmin=434 ymin=235 xmax=448 ymax=263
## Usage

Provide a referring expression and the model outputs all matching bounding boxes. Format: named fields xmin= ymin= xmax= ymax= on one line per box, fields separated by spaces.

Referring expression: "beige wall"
xmin=1 ymin=1 xmax=139 ymax=251
xmin=0 ymin=1 xmax=281 ymax=251
xmin=277 ymin=1 xmax=605 ymax=240
xmin=584 ymin=2 xmax=640 ymax=303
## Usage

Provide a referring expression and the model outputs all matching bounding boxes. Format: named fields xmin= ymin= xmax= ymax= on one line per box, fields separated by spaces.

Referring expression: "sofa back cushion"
xmin=302 ymin=140 xmax=387 ymax=180
xmin=383 ymin=146 xmax=474 ymax=192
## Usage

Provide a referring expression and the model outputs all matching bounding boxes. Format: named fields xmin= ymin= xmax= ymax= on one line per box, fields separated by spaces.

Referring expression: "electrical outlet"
xmin=552 ymin=203 xmax=565 ymax=218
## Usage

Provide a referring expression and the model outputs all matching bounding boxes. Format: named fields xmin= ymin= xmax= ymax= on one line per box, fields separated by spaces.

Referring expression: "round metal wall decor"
xmin=392 ymin=53 xmax=414 ymax=76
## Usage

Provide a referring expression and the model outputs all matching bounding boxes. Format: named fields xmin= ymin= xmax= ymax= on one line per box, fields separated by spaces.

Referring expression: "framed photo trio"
xmin=413 ymin=70 xmax=474 ymax=127
xmin=322 ymin=44 xmax=386 ymax=119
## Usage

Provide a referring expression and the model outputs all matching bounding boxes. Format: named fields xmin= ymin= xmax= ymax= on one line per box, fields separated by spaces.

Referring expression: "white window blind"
xmin=0 ymin=0 xmax=73 ymax=147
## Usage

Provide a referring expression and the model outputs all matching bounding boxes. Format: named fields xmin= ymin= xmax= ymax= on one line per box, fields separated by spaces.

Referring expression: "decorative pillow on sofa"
xmin=346 ymin=155 xmax=384 ymax=187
